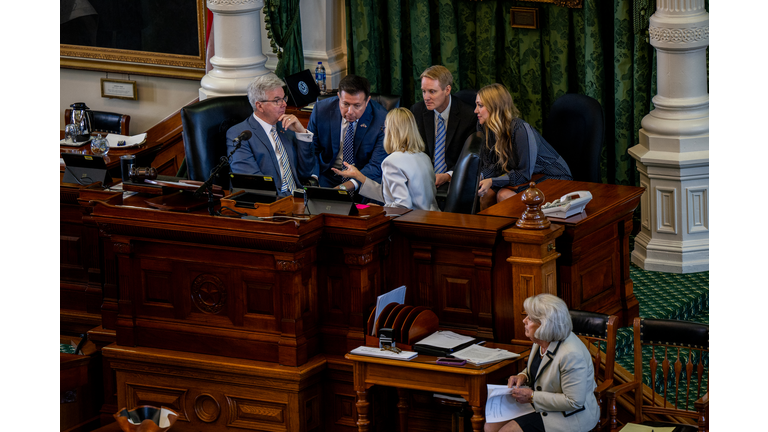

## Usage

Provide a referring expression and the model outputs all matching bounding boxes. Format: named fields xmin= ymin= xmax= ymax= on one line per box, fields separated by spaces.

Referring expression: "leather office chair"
xmin=180 ymin=95 xmax=254 ymax=188
xmin=543 ymin=94 xmax=604 ymax=183
xmin=316 ymin=93 xmax=400 ymax=111
xmin=442 ymin=132 xmax=483 ymax=214
xmin=608 ymin=318 xmax=709 ymax=432
xmin=64 ymin=109 xmax=131 ymax=135
xmin=570 ymin=310 xmax=618 ymax=432
xmin=453 ymin=89 xmax=477 ymax=107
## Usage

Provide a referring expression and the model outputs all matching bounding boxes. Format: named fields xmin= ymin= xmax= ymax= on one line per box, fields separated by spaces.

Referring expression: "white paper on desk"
xmin=485 ymin=384 xmax=535 ymax=423
xmin=618 ymin=424 xmax=675 ymax=432
xmin=106 ymin=133 xmax=147 ymax=148
xmin=350 ymin=346 xmax=417 ymax=360
xmin=372 ymin=285 xmax=406 ymax=336
xmin=452 ymin=344 xmax=519 ymax=365
xmin=414 ymin=331 xmax=475 ymax=349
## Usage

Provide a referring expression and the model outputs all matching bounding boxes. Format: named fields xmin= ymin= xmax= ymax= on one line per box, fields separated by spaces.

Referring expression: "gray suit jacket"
xmin=520 ymin=333 xmax=600 ymax=432
xmin=358 ymin=151 xmax=440 ymax=211
xmin=227 ymin=115 xmax=314 ymax=196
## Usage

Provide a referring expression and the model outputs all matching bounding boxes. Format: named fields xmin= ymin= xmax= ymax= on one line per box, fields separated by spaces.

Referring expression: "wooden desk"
xmin=480 ymin=180 xmax=645 ymax=327
xmin=346 ymin=343 xmax=530 ymax=432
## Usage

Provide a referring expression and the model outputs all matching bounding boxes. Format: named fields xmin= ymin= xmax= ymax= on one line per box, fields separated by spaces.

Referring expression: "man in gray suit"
xmin=227 ymin=74 xmax=315 ymax=197
xmin=410 ymin=65 xmax=478 ymax=202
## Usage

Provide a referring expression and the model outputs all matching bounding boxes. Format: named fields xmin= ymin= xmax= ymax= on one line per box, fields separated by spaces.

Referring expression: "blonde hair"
xmin=383 ymin=108 xmax=426 ymax=154
xmin=419 ymin=65 xmax=454 ymax=90
xmin=477 ymin=83 xmax=522 ymax=171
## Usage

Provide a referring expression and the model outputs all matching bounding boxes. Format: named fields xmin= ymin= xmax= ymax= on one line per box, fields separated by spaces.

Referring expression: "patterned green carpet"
xmin=611 ymin=257 xmax=709 ymax=410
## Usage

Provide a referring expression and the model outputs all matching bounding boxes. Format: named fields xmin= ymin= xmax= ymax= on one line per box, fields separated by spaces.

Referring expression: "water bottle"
xmin=314 ymin=61 xmax=326 ymax=93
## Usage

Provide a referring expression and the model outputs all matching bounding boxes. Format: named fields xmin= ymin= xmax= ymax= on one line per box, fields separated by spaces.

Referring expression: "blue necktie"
xmin=271 ymin=126 xmax=297 ymax=194
xmin=342 ymin=120 xmax=356 ymax=183
xmin=434 ymin=114 xmax=446 ymax=174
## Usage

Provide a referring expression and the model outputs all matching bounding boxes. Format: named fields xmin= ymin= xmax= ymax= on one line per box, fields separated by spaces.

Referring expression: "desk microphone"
xmin=231 ymin=130 xmax=252 ymax=149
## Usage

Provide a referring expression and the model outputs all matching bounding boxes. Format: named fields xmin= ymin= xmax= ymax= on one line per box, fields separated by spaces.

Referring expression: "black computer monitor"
xmin=284 ymin=69 xmax=321 ymax=108
xmin=229 ymin=173 xmax=278 ymax=193
xmin=61 ymin=153 xmax=112 ymax=186
xmin=304 ymin=186 xmax=358 ymax=216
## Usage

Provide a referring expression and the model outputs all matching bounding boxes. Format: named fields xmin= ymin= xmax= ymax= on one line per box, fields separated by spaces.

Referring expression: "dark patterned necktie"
xmin=341 ymin=120 xmax=356 ymax=183
xmin=434 ymin=114 xmax=447 ymax=174
xmin=271 ymin=126 xmax=296 ymax=193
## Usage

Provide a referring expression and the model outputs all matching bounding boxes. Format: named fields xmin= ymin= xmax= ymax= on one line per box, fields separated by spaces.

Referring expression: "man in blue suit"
xmin=227 ymin=73 xmax=315 ymax=197
xmin=308 ymin=75 xmax=388 ymax=193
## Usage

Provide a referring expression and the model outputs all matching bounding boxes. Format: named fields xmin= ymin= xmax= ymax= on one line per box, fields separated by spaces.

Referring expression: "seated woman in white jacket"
xmin=332 ymin=107 xmax=440 ymax=211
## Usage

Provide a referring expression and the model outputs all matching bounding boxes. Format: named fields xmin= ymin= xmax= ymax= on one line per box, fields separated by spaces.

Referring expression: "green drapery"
xmin=264 ymin=0 xmax=305 ymax=79
xmin=344 ymin=0 xmax=709 ymax=186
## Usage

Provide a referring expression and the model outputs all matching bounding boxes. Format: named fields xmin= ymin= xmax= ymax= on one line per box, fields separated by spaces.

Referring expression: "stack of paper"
xmin=451 ymin=344 xmax=519 ymax=365
xmin=350 ymin=346 xmax=418 ymax=361
xmin=106 ymin=133 xmax=148 ymax=148
xmin=412 ymin=331 xmax=478 ymax=356
xmin=485 ymin=384 xmax=535 ymax=423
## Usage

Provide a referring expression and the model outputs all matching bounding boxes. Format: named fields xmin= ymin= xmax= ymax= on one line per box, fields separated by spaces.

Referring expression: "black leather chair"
xmin=317 ymin=93 xmax=400 ymax=111
xmin=543 ymin=93 xmax=604 ymax=183
xmin=453 ymin=89 xmax=477 ymax=107
xmin=570 ymin=310 xmax=618 ymax=432
xmin=64 ymin=109 xmax=131 ymax=135
xmin=442 ymin=132 xmax=483 ymax=214
xmin=180 ymin=95 xmax=253 ymax=188
xmin=608 ymin=318 xmax=709 ymax=432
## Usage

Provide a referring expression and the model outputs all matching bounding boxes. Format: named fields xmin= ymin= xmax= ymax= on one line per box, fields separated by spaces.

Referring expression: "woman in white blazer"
xmin=485 ymin=294 xmax=600 ymax=432
xmin=332 ymin=107 xmax=440 ymax=211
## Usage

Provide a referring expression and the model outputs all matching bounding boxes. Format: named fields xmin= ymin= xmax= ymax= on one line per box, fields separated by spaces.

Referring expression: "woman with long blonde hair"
xmin=333 ymin=108 xmax=440 ymax=211
xmin=475 ymin=84 xmax=572 ymax=209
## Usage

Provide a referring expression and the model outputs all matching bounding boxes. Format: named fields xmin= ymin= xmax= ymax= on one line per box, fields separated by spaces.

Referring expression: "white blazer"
xmin=519 ymin=332 xmax=600 ymax=432
xmin=359 ymin=151 xmax=440 ymax=211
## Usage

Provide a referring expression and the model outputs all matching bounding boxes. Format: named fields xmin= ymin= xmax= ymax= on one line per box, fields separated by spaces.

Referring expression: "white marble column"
xmin=261 ymin=0 xmax=347 ymax=89
xmin=629 ymin=0 xmax=709 ymax=273
xmin=199 ymin=0 xmax=271 ymax=100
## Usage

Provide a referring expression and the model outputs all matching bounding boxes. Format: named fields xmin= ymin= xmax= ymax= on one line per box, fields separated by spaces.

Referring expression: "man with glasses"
xmin=227 ymin=73 xmax=315 ymax=196
xmin=307 ymin=74 xmax=388 ymax=196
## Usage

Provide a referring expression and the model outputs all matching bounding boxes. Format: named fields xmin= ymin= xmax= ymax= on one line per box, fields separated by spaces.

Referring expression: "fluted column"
xmin=199 ymin=0 xmax=271 ymax=100
xmin=629 ymin=0 xmax=709 ymax=273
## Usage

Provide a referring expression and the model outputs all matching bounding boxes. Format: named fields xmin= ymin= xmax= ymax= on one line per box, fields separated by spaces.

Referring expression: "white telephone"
xmin=541 ymin=191 xmax=593 ymax=219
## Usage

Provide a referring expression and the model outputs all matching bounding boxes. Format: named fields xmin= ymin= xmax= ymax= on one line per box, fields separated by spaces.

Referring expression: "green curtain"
xmin=344 ymin=0 xmax=708 ymax=186
xmin=264 ymin=0 xmax=305 ymax=79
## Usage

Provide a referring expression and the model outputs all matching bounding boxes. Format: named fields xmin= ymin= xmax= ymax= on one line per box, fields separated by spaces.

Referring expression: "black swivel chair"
xmin=543 ymin=93 xmax=604 ymax=183
xmin=180 ymin=95 xmax=253 ymax=188
xmin=64 ymin=109 xmax=131 ymax=135
xmin=453 ymin=89 xmax=477 ymax=108
xmin=442 ymin=132 xmax=484 ymax=214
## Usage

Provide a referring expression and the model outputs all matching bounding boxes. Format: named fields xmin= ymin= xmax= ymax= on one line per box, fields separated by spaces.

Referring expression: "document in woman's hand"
xmin=485 ymin=384 xmax=535 ymax=423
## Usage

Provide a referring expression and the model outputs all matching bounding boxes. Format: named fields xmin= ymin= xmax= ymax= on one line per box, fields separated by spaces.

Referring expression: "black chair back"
xmin=543 ymin=94 xmax=603 ymax=183
xmin=180 ymin=95 xmax=253 ymax=188
xmin=453 ymin=89 xmax=477 ymax=107
xmin=443 ymin=132 xmax=483 ymax=214
xmin=64 ymin=108 xmax=131 ymax=135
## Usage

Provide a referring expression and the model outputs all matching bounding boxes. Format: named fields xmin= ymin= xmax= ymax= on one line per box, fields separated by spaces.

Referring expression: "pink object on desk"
xmin=355 ymin=204 xmax=370 ymax=209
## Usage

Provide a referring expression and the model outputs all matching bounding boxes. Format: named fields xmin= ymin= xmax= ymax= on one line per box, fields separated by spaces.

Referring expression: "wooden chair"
xmin=64 ymin=109 xmax=131 ymax=135
xmin=608 ymin=317 xmax=709 ymax=432
xmin=570 ymin=310 xmax=618 ymax=432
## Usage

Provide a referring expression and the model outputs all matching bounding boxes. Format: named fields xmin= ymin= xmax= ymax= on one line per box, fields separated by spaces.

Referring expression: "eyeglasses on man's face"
xmin=259 ymin=96 xmax=289 ymax=106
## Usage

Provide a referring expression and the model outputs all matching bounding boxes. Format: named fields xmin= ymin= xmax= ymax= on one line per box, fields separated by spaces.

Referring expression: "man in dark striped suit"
xmin=410 ymin=65 xmax=478 ymax=206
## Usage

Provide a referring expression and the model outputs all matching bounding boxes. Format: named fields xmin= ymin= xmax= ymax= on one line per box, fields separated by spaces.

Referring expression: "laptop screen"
xmin=284 ymin=69 xmax=321 ymax=108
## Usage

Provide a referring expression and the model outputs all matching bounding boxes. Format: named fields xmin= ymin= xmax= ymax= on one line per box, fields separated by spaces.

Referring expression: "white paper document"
xmin=452 ymin=344 xmax=519 ymax=365
xmin=106 ymin=133 xmax=148 ymax=148
xmin=485 ymin=384 xmax=535 ymax=423
xmin=618 ymin=424 xmax=675 ymax=432
xmin=350 ymin=346 xmax=418 ymax=361
xmin=372 ymin=285 xmax=406 ymax=336
xmin=414 ymin=331 xmax=475 ymax=349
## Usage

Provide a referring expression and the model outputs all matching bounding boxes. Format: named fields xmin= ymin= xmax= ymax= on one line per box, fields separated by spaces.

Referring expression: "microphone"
xmin=231 ymin=130 xmax=252 ymax=149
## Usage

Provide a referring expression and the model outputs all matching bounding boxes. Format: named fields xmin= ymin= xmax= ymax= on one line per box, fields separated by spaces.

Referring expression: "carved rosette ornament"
xmin=515 ymin=182 xmax=551 ymax=230
xmin=344 ymin=252 xmax=373 ymax=266
xmin=191 ymin=274 xmax=227 ymax=314
xmin=276 ymin=260 xmax=303 ymax=272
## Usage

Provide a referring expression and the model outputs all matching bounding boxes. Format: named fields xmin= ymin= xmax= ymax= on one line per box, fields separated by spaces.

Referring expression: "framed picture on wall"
xmin=60 ymin=0 xmax=207 ymax=80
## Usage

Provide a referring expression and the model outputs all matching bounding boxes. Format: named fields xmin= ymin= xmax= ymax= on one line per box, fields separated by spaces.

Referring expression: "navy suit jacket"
xmin=226 ymin=115 xmax=314 ymax=196
xmin=411 ymin=94 xmax=478 ymax=172
xmin=308 ymin=96 xmax=388 ymax=185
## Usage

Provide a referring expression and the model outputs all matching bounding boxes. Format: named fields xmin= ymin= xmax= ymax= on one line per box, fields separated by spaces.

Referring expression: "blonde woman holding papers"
xmin=333 ymin=108 xmax=440 ymax=211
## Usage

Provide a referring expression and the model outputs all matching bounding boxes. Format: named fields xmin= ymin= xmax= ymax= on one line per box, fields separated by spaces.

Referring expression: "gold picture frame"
xmin=100 ymin=78 xmax=138 ymax=100
xmin=60 ymin=0 xmax=207 ymax=80
xmin=510 ymin=7 xmax=540 ymax=29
